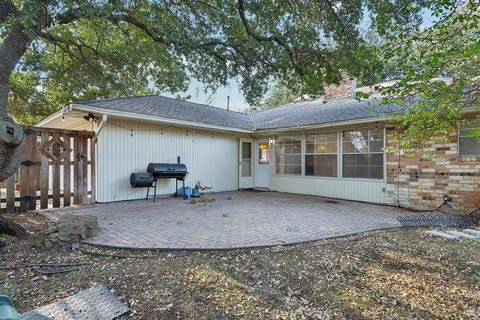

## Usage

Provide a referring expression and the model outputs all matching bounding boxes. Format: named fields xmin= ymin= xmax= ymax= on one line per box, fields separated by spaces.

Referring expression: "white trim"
xmin=301 ymin=134 xmax=306 ymax=176
xmin=36 ymin=110 xmax=63 ymax=127
xmin=253 ymin=117 xmax=389 ymax=134
xmin=71 ymin=104 xmax=252 ymax=134
xmin=93 ymin=114 xmax=108 ymax=143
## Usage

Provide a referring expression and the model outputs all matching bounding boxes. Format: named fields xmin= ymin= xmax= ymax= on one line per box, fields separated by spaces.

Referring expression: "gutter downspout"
xmin=93 ymin=114 xmax=107 ymax=143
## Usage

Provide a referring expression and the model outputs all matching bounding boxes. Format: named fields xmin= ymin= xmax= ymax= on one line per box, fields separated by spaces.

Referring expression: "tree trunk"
xmin=0 ymin=84 xmax=23 ymax=181
xmin=0 ymin=215 xmax=28 ymax=239
xmin=0 ymin=21 xmax=31 ymax=182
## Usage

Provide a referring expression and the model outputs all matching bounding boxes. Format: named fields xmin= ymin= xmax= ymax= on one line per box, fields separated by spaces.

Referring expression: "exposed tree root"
xmin=0 ymin=215 xmax=28 ymax=239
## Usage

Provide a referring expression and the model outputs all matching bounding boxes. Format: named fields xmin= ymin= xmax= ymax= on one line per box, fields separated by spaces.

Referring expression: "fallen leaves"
xmin=1 ymin=213 xmax=479 ymax=319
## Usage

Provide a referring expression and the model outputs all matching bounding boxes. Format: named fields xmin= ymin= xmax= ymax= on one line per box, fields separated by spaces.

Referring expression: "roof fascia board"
xmin=251 ymin=107 xmax=480 ymax=135
xmin=72 ymin=103 xmax=252 ymax=133
xmin=252 ymin=116 xmax=390 ymax=134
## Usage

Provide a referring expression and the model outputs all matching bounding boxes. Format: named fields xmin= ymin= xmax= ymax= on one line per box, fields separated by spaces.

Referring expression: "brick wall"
xmin=323 ymin=76 xmax=356 ymax=101
xmin=385 ymin=129 xmax=480 ymax=212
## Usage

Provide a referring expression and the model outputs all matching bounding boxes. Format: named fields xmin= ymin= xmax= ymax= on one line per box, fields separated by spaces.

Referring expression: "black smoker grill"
xmin=147 ymin=163 xmax=188 ymax=201
xmin=130 ymin=160 xmax=189 ymax=201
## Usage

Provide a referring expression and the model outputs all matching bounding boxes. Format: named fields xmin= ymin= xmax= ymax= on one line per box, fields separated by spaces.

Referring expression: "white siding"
xmin=269 ymin=175 xmax=387 ymax=204
xmin=96 ymin=120 xmax=240 ymax=202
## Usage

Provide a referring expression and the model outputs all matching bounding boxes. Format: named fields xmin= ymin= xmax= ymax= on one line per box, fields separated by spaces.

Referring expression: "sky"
xmin=162 ymin=79 xmax=249 ymax=113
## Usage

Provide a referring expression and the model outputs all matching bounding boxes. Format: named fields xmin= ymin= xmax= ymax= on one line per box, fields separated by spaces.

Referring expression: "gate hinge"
xmin=23 ymin=128 xmax=36 ymax=136
xmin=20 ymin=195 xmax=35 ymax=202
xmin=21 ymin=160 xmax=36 ymax=167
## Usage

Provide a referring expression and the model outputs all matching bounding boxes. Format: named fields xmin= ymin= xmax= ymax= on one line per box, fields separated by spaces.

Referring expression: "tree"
xmin=0 ymin=0 xmax=431 ymax=184
xmin=376 ymin=0 xmax=480 ymax=152
xmin=247 ymin=82 xmax=300 ymax=112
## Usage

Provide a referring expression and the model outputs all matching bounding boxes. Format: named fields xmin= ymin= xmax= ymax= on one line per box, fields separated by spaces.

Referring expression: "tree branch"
xmin=236 ymin=0 xmax=304 ymax=75
xmin=0 ymin=0 xmax=17 ymax=23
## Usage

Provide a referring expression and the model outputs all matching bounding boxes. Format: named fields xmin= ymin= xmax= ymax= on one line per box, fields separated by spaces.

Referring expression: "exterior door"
xmin=254 ymin=139 xmax=270 ymax=188
xmin=239 ymin=139 xmax=254 ymax=189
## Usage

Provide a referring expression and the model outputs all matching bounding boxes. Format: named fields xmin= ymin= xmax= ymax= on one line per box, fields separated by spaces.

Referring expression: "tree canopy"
xmin=1 ymin=0 xmax=430 ymax=125
xmin=375 ymin=0 xmax=480 ymax=151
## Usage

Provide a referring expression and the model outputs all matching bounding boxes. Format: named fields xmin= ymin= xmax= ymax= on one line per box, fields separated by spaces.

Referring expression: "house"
xmin=36 ymin=79 xmax=480 ymax=212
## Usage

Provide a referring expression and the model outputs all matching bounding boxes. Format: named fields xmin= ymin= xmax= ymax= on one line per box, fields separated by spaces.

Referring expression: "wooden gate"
xmin=0 ymin=127 xmax=95 ymax=213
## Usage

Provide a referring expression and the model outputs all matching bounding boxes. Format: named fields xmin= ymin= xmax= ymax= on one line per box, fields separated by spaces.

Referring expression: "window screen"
xmin=342 ymin=129 xmax=384 ymax=179
xmin=305 ymin=133 xmax=337 ymax=177
xmin=275 ymin=136 xmax=302 ymax=175
xmin=459 ymin=120 xmax=480 ymax=156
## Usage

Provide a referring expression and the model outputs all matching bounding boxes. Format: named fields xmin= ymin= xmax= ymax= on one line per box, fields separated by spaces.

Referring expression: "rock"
xmin=57 ymin=214 xmax=98 ymax=242
xmin=44 ymin=238 xmax=53 ymax=249
xmin=382 ymin=241 xmax=395 ymax=248
xmin=446 ymin=230 xmax=479 ymax=239
xmin=65 ymin=243 xmax=80 ymax=251
xmin=462 ymin=229 xmax=480 ymax=237
xmin=45 ymin=224 xmax=58 ymax=235
xmin=425 ymin=230 xmax=459 ymax=240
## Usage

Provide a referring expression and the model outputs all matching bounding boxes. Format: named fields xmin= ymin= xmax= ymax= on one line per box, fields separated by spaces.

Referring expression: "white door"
xmin=255 ymin=139 xmax=270 ymax=189
xmin=239 ymin=139 xmax=254 ymax=189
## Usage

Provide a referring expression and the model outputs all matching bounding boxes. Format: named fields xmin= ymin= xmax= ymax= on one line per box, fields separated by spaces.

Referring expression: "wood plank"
xmin=90 ymin=136 xmax=96 ymax=204
xmin=28 ymin=132 xmax=39 ymax=210
xmin=0 ymin=191 xmax=91 ymax=203
xmin=63 ymin=134 xmax=71 ymax=207
xmin=82 ymin=135 xmax=89 ymax=204
xmin=30 ymin=127 xmax=95 ymax=136
xmin=19 ymin=133 xmax=30 ymax=212
xmin=40 ymin=132 xmax=50 ymax=209
xmin=6 ymin=174 xmax=15 ymax=213
xmin=52 ymin=133 xmax=61 ymax=208
xmin=73 ymin=133 xmax=82 ymax=205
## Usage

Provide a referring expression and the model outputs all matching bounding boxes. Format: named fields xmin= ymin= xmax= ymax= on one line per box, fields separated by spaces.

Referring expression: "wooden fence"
xmin=0 ymin=127 xmax=95 ymax=213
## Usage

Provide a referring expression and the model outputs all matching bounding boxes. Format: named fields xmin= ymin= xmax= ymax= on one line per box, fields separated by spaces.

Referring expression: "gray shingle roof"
xmin=78 ymin=95 xmax=254 ymax=130
xmin=249 ymin=98 xmax=402 ymax=130
xmin=77 ymin=95 xmax=402 ymax=131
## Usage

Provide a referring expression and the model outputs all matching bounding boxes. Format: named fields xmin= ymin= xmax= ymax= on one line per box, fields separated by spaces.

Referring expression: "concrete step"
xmin=425 ymin=230 xmax=460 ymax=240
xmin=446 ymin=230 xmax=479 ymax=239
xmin=462 ymin=229 xmax=480 ymax=237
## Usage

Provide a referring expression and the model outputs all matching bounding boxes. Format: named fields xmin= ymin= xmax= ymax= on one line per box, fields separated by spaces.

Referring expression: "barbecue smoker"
xmin=130 ymin=161 xmax=188 ymax=202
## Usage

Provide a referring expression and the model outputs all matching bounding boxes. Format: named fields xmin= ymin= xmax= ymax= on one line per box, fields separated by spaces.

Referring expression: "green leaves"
xmin=4 ymin=0 xmax=432 ymax=125
xmin=377 ymin=1 xmax=480 ymax=153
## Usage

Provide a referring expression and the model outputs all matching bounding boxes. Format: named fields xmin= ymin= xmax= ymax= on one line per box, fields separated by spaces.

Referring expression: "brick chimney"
xmin=322 ymin=75 xmax=356 ymax=101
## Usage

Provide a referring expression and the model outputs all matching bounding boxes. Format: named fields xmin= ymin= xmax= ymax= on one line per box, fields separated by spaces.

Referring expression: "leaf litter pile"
xmin=1 ymin=212 xmax=479 ymax=319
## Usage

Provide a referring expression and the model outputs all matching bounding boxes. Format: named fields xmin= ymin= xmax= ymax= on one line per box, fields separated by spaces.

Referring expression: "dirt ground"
xmin=1 ymin=212 xmax=479 ymax=320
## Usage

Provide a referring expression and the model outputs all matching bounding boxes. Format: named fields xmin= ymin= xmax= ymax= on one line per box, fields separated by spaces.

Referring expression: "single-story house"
xmin=37 ymin=79 xmax=480 ymax=212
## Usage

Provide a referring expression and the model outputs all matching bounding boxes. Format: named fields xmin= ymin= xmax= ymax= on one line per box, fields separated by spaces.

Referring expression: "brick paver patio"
xmin=44 ymin=191 xmax=411 ymax=250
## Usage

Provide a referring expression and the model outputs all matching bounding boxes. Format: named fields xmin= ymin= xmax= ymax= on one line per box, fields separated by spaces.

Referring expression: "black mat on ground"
xmin=398 ymin=214 xmax=479 ymax=228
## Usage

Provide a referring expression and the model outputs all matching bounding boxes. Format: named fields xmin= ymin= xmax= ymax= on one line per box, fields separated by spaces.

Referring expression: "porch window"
xmin=342 ymin=128 xmax=384 ymax=179
xmin=275 ymin=136 xmax=302 ymax=174
xmin=459 ymin=119 xmax=480 ymax=156
xmin=305 ymin=133 xmax=337 ymax=177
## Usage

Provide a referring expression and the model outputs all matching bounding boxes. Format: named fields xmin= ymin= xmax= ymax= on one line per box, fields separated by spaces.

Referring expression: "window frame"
xmin=458 ymin=119 xmax=480 ymax=157
xmin=274 ymin=136 xmax=302 ymax=175
xmin=341 ymin=128 xmax=385 ymax=180
xmin=305 ymin=132 xmax=338 ymax=177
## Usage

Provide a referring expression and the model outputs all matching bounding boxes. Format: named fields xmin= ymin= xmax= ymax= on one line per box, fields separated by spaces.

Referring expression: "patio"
xmin=43 ymin=191 xmax=411 ymax=250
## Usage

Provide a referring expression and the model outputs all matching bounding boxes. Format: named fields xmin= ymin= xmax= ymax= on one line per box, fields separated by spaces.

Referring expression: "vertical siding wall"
xmin=96 ymin=120 xmax=240 ymax=202
xmin=269 ymin=176 xmax=387 ymax=203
